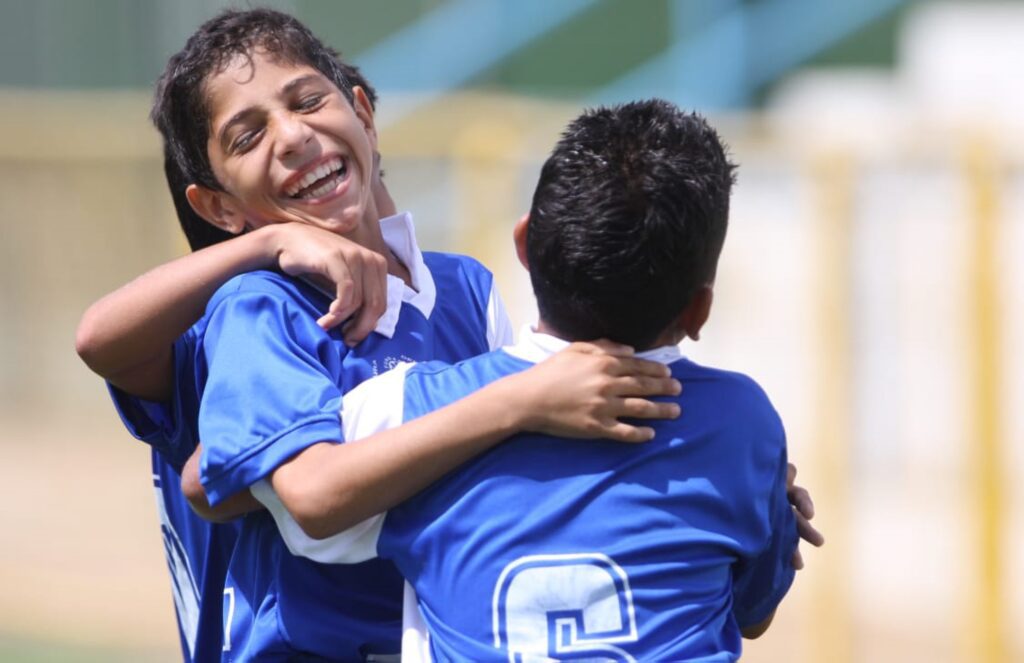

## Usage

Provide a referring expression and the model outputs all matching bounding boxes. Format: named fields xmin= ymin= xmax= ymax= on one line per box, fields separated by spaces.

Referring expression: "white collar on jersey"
xmin=375 ymin=211 xmax=437 ymax=338
xmin=503 ymin=324 xmax=684 ymax=366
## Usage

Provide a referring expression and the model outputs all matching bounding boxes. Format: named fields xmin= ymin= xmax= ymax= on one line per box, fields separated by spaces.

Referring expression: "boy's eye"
xmin=297 ymin=94 xmax=325 ymax=111
xmin=232 ymin=128 xmax=262 ymax=153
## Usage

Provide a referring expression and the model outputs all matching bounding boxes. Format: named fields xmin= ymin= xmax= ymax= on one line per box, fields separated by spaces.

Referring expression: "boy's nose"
xmin=273 ymin=112 xmax=315 ymax=160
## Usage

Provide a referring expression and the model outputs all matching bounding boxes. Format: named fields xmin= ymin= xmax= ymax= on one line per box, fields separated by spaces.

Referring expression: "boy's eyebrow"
xmin=281 ymin=74 xmax=323 ymax=95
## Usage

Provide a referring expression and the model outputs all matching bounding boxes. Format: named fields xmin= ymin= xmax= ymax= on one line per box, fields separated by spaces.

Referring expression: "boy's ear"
xmin=186 ymin=184 xmax=246 ymax=235
xmin=352 ymin=86 xmax=378 ymax=152
xmin=678 ymin=286 xmax=714 ymax=342
xmin=513 ymin=213 xmax=530 ymax=270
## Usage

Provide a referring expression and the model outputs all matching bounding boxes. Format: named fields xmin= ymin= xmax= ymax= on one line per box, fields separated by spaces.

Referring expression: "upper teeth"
xmin=286 ymin=157 xmax=344 ymax=197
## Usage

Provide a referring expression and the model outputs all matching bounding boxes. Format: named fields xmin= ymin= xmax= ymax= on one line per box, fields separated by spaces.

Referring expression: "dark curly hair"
xmin=526 ymin=100 xmax=736 ymax=350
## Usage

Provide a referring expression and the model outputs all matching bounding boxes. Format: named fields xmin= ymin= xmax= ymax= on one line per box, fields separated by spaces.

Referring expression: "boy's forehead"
xmin=203 ymin=52 xmax=328 ymax=119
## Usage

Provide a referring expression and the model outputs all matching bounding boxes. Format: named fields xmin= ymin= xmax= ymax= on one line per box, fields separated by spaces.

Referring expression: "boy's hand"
xmin=787 ymin=462 xmax=825 ymax=569
xmin=515 ymin=340 xmax=682 ymax=443
xmin=267 ymin=223 xmax=388 ymax=343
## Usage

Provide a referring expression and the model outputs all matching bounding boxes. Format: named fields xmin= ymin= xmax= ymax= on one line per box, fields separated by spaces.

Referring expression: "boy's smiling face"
xmin=193 ymin=50 xmax=377 ymax=237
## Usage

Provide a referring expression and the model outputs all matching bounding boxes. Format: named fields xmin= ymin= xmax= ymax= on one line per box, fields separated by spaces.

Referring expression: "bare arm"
xmin=183 ymin=343 xmax=680 ymax=526
xmin=181 ymin=443 xmax=263 ymax=522
xmin=267 ymin=342 xmax=681 ymax=538
xmin=75 ymin=223 xmax=388 ymax=401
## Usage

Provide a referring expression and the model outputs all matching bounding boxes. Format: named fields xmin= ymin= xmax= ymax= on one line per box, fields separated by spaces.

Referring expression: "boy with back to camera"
xmin=256 ymin=100 xmax=803 ymax=661
xmin=76 ymin=9 xmax=688 ymax=661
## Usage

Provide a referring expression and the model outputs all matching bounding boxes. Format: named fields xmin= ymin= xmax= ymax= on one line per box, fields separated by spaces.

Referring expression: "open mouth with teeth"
xmin=285 ymin=156 xmax=348 ymax=200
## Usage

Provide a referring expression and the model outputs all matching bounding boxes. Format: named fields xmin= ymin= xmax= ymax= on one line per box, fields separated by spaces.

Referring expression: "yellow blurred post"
xmin=963 ymin=138 xmax=1006 ymax=663
xmin=451 ymin=118 xmax=525 ymax=271
xmin=809 ymin=151 xmax=854 ymax=663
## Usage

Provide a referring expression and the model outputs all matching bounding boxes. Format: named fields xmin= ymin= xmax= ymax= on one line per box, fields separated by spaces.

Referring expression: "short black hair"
xmin=152 ymin=8 xmax=378 ymax=250
xmin=526 ymin=100 xmax=736 ymax=350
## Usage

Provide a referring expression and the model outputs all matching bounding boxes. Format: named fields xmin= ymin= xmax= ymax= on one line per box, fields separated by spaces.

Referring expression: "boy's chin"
xmin=272 ymin=202 xmax=366 ymax=235
xmin=308 ymin=210 xmax=367 ymax=236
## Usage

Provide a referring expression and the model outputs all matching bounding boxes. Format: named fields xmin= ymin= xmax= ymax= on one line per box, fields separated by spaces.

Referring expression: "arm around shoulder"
xmin=76 ymin=222 xmax=390 ymax=400
xmin=75 ymin=227 xmax=283 ymax=400
xmin=266 ymin=344 xmax=681 ymax=541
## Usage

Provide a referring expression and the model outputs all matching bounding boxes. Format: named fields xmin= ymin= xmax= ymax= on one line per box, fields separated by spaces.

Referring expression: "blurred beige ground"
xmin=0 ymin=413 xmax=181 ymax=661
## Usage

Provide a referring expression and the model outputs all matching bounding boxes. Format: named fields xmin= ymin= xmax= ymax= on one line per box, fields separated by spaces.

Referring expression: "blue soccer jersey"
xmin=260 ymin=328 xmax=798 ymax=662
xmin=109 ymin=371 xmax=239 ymax=663
xmin=189 ymin=213 xmax=510 ymax=661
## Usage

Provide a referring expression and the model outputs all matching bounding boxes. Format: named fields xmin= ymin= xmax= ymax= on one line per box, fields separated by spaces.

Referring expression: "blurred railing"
xmin=594 ymin=0 xmax=909 ymax=108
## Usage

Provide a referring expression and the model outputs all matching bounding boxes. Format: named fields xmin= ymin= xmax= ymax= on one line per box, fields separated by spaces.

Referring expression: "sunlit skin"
xmin=186 ymin=50 xmax=409 ymax=283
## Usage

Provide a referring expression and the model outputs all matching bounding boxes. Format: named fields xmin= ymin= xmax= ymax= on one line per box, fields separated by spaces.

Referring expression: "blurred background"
xmin=0 ymin=0 xmax=1020 ymax=661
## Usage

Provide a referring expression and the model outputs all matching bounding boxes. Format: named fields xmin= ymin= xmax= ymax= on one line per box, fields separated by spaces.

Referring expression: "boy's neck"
xmin=345 ymin=213 xmax=413 ymax=288
xmin=385 ymin=250 xmax=412 ymax=287
xmin=534 ymin=319 xmax=562 ymax=340
xmin=534 ymin=318 xmax=680 ymax=353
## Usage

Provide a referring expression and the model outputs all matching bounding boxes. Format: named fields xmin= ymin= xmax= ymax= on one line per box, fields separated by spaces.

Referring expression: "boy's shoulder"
xmin=419 ymin=252 xmax=499 ymax=344
xmin=421 ymin=251 xmax=493 ymax=294
xmin=206 ymin=269 xmax=327 ymax=315
xmin=409 ymin=348 xmax=526 ymax=378
xmin=400 ymin=350 xmax=528 ymax=410
xmin=673 ymin=358 xmax=770 ymax=395
xmin=671 ymin=358 xmax=784 ymax=435
xmin=421 ymin=250 xmax=490 ymax=275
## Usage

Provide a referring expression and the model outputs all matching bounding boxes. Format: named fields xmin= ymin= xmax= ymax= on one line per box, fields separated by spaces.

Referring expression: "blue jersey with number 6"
xmin=265 ymin=329 xmax=798 ymax=662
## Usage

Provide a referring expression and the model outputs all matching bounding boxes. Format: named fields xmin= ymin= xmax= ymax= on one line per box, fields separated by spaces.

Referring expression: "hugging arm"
xmin=75 ymin=223 xmax=389 ymax=402
xmin=270 ymin=342 xmax=682 ymax=538
xmin=186 ymin=342 xmax=681 ymax=532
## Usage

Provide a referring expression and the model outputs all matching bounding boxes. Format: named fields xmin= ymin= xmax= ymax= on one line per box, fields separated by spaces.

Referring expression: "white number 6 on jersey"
xmin=492 ymin=553 xmax=638 ymax=662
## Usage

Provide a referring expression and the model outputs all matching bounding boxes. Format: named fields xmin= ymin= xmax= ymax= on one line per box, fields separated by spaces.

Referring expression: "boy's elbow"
xmin=74 ymin=311 xmax=105 ymax=372
xmin=75 ymin=307 xmax=130 ymax=380
xmin=181 ymin=464 xmax=205 ymax=507
xmin=272 ymin=447 xmax=361 ymax=539
xmin=276 ymin=480 xmax=350 ymax=540
xmin=740 ymin=611 xmax=776 ymax=640
xmin=180 ymin=451 xmax=235 ymax=524
xmin=295 ymin=513 xmax=336 ymax=541
xmin=181 ymin=467 xmax=220 ymax=522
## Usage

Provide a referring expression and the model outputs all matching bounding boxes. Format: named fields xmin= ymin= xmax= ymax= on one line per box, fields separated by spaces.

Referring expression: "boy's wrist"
xmin=248 ymin=224 xmax=286 ymax=270
xmin=488 ymin=371 xmax=542 ymax=434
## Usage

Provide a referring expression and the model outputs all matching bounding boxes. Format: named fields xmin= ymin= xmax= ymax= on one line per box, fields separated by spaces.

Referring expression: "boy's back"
xmin=293 ymin=330 xmax=797 ymax=661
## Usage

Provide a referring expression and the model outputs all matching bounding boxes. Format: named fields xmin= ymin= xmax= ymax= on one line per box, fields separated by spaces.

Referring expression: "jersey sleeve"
xmin=248 ymin=362 xmax=413 ymax=562
xmin=486 ymin=283 xmax=514 ymax=350
xmin=250 ymin=478 xmax=386 ymax=563
xmin=197 ymin=285 xmax=344 ymax=505
xmin=730 ymin=431 xmax=798 ymax=628
xmin=106 ymin=332 xmax=200 ymax=472
xmin=401 ymin=582 xmax=431 ymax=663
